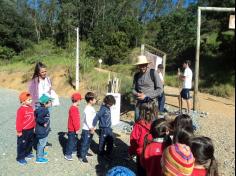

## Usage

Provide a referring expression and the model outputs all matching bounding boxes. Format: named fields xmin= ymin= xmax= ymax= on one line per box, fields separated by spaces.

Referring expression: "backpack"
xmin=134 ymin=69 xmax=157 ymax=91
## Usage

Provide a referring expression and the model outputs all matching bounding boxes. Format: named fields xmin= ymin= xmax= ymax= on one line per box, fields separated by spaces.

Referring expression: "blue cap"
xmin=39 ymin=94 xmax=53 ymax=104
xmin=106 ymin=166 xmax=135 ymax=176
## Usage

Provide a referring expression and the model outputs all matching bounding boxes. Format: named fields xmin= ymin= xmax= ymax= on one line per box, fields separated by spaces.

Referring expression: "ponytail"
xmin=208 ymin=156 xmax=219 ymax=176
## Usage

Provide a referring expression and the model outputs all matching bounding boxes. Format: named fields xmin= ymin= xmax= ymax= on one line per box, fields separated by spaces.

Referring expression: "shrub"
xmin=0 ymin=46 xmax=15 ymax=60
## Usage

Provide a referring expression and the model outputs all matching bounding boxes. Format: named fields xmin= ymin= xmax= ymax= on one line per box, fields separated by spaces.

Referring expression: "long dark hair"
xmin=173 ymin=114 xmax=194 ymax=134
xmin=32 ymin=62 xmax=47 ymax=80
xmin=143 ymin=119 xmax=172 ymax=158
xmin=189 ymin=136 xmax=219 ymax=176
xmin=139 ymin=102 xmax=158 ymax=123
xmin=173 ymin=128 xmax=193 ymax=145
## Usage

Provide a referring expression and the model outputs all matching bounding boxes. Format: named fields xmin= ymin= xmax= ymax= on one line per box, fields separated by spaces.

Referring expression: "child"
xmin=92 ymin=95 xmax=116 ymax=158
xmin=16 ymin=92 xmax=35 ymax=165
xmin=190 ymin=136 xmax=219 ymax=176
xmin=35 ymin=94 xmax=53 ymax=163
xmin=128 ymin=102 xmax=157 ymax=176
xmin=161 ymin=143 xmax=195 ymax=176
xmin=64 ymin=92 xmax=82 ymax=161
xmin=173 ymin=114 xmax=194 ymax=133
xmin=172 ymin=114 xmax=194 ymax=145
xmin=79 ymin=92 xmax=97 ymax=163
xmin=141 ymin=119 xmax=172 ymax=176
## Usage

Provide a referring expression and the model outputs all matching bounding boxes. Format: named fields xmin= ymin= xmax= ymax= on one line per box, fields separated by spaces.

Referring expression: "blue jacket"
xmin=93 ymin=104 xmax=112 ymax=129
xmin=35 ymin=106 xmax=50 ymax=139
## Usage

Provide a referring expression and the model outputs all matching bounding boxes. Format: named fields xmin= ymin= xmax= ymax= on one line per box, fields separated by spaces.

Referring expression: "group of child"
xmin=128 ymin=102 xmax=219 ymax=176
xmin=16 ymin=90 xmax=219 ymax=176
xmin=16 ymin=91 xmax=116 ymax=165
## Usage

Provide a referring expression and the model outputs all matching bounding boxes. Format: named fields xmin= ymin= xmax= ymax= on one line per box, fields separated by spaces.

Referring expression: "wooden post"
xmin=141 ymin=44 xmax=145 ymax=55
xmin=193 ymin=8 xmax=201 ymax=111
xmin=75 ymin=27 xmax=80 ymax=90
xmin=193 ymin=7 xmax=235 ymax=111
xmin=163 ymin=54 xmax=167 ymax=78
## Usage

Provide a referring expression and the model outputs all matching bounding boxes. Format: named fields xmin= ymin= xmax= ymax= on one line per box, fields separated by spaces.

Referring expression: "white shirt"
xmin=82 ymin=105 xmax=96 ymax=130
xmin=183 ymin=67 xmax=192 ymax=89
xmin=38 ymin=78 xmax=52 ymax=98
xmin=159 ymin=72 xmax=164 ymax=84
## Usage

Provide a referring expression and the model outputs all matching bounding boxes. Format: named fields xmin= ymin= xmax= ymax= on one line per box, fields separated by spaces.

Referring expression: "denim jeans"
xmin=157 ymin=92 xmax=165 ymax=112
xmin=16 ymin=128 xmax=35 ymax=161
xmin=99 ymin=128 xmax=114 ymax=155
xmin=79 ymin=130 xmax=93 ymax=159
xmin=65 ymin=132 xmax=78 ymax=156
xmin=37 ymin=136 xmax=48 ymax=158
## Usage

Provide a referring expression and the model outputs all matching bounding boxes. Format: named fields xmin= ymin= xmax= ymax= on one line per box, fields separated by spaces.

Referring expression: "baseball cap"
xmin=71 ymin=92 xmax=82 ymax=101
xmin=19 ymin=91 xmax=31 ymax=103
xmin=39 ymin=94 xmax=53 ymax=104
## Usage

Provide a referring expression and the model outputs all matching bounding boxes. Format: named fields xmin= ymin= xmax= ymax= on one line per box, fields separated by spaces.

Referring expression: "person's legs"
xmin=65 ymin=132 xmax=76 ymax=156
xmin=25 ymin=129 xmax=35 ymax=157
xmin=37 ymin=136 xmax=48 ymax=159
xmin=98 ymin=129 xmax=106 ymax=155
xmin=16 ymin=134 xmax=27 ymax=161
xmin=106 ymin=129 xmax=114 ymax=155
xmin=134 ymin=104 xmax=140 ymax=122
xmin=179 ymin=91 xmax=183 ymax=114
xmin=158 ymin=93 xmax=165 ymax=113
xmin=79 ymin=130 xmax=90 ymax=159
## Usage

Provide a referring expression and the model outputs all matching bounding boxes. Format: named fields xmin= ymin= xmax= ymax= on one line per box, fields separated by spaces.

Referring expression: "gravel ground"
xmin=0 ymin=88 xmax=235 ymax=176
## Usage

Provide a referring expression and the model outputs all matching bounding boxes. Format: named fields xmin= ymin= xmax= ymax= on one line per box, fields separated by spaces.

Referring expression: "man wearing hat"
xmin=133 ymin=55 xmax=163 ymax=121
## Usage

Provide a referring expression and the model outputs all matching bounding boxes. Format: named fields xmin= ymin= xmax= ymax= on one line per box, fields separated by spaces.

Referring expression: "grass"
xmin=0 ymin=40 xmax=234 ymax=98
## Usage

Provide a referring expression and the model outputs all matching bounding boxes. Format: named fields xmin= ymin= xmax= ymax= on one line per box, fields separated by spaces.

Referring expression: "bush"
xmin=0 ymin=46 xmax=15 ymax=60
xmin=200 ymin=84 xmax=235 ymax=98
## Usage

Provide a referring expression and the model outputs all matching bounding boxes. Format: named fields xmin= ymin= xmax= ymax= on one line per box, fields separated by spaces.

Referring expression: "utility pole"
xmin=76 ymin=27 xmax=80 ymax=90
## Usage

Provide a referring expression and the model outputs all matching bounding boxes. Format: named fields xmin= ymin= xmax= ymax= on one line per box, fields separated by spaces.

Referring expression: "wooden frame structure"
xmin=193 ymin=7 xmax=235 ymax=110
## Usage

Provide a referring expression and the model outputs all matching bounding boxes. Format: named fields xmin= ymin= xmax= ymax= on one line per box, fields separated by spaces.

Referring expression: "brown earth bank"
xmin=0 ymin=68 xmax=235 ymax=175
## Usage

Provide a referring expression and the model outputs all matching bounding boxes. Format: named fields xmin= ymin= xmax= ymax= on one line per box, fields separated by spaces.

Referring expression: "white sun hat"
xmin=134 ymin=55 xmax=151 ymax=65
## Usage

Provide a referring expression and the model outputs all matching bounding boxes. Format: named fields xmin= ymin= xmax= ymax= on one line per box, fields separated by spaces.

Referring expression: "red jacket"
xmin=16 ymin=105 xmax=35 ymax=132
xmin=68 ymin=106 xmax=80 ymax=132
xmin=141 ymin=140 xmax=167 ymax=176
xmin=192 ymin=168 xmax=207 ymax=176
xmin=129 ymin=119 xmax=151 ymax=156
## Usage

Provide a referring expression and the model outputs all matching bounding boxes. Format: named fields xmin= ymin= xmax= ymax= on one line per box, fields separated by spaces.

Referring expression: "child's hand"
xmin=44 ymin=123 xmax=47 ymax=127
xmin=17 ymin=132 xmax=22 ymax=137
xmin=76 ymin=130 xmax=79 ymax=134
xmin=90 ymin=128 xmax=95 ymax=134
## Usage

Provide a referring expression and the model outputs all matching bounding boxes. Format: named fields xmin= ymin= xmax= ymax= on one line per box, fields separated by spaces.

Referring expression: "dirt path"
xmin=0 ymin=69 xmax=235 ymax=175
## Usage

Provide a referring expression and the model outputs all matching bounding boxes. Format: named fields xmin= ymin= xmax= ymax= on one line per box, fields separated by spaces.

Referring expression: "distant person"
xmin=92 ymin=95 xmax=116 ymax=159
xmin=79 ymin=92 xmax=97 ymax=163
xmin=16 ymin=92 xmax=35 ymax=165
xmin=133 ymin=55 xmax=163 ymax=121
xmin=29 ymin=62 xmax=59 ymax=147
xmin=161 ymin=143 xmax=195 ymax=176
xmin=128 ymin=102 xmax=157 ymax=176
xmin=157 ymin=64 xmax=166 ymax=113
xmin=64 ymin=93 xmax=82 ymax=161
xmin=141 ymin=119 xmax=172 ymax=176
xmin=35 ymin=94 xmax=53 ymax=164
xmin=178 ymin=60 xmax=193 ymax=113
xmin=190 ymin=136 xmax=219 ymax=176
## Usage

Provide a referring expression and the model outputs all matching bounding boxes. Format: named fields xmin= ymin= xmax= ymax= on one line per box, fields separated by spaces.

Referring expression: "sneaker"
xmin=25 ymin=153 xmax=34 ymax=160
xmin=64 ymin=155 xmax=73 ymax=161
xmin=44 ymin=151 xmax=48 ymax=156
xmin=17 ymin=159 xmax=27 ymax=165
xmin=35 ymin=158 xmax=48 ymax=164
xmin=79 ymin=157 xmax=88 ymax=163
